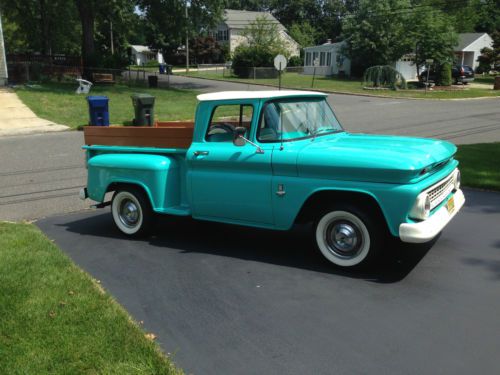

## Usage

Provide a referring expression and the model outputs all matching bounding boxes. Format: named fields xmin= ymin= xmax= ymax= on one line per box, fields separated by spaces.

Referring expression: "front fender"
xmin=87 ymin=153 xmax=179 ymax=210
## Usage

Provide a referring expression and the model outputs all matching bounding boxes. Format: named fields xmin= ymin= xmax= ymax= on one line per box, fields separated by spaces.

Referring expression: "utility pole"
xmin=185 ymin=1 xmax=189 ymax=72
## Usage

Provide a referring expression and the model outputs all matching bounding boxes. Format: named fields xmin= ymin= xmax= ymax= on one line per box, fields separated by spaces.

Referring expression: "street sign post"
xmin=425 ymin=59 xmax=434 ymax=94
xmin=274 ymin=54 xmax=287 ymax=90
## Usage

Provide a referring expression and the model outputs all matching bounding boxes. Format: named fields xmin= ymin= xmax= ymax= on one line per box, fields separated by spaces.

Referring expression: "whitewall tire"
xmin=111 ymin=188 xmax=152 ymax=236
xmin=314 ymin=208 xmax=380 ymax=268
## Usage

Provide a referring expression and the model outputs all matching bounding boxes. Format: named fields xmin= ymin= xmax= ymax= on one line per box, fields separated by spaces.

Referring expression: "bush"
xmin=232 ymin=46 xmax=274 ymax=78
xmin=363 ymin=65 xmax=407 ymax=90
xmin=288 ymin=55 xmax=303 ymax=67
xmin=438 ymin=62 xmax=452 ymax=86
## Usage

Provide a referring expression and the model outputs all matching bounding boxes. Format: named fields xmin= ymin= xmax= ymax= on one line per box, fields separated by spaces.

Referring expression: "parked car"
xmin=80 ymin=90 xmax=464 ymax=269
xmin=419 ymin=65 xmax=475 ymax=84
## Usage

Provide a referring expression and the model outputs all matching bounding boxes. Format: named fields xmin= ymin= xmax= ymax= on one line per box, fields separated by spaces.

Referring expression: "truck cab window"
xmin=206 ymin=104 xmax=253 ymax=142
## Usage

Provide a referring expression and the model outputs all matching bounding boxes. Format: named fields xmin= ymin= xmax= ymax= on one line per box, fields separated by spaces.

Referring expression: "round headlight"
xmin=455 ymin=169 xmax=461 ymax=190
xmin=409 ymin=193 xmax=431 ymax=220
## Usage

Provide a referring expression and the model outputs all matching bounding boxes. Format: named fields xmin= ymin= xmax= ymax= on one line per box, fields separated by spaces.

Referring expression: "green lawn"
xmin=0 ymin=222 xmax=181 ymax=374
xmin=456 ymin=143 xmax=500 ymax=191
xmin=184 ymin=71 xmax=500 ymax=99
xmin=15 ymin=82 xmax=198 ymax=129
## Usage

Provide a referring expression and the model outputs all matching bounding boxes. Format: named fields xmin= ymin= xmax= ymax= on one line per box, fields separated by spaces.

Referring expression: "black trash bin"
xmin=131 ymin=93 xmax=155 ymax=126
xmin=86 ymin=96 xmax=110 ymax=126
xmin=148 ymin=75 xmax=158 ymax=88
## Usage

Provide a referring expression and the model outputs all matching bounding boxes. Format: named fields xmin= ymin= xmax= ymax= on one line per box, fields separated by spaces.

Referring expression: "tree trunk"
xmin=39 ymin=0 xmax=51 ymax=55
xmin=75 ymin=0 xmax=95 ymax=78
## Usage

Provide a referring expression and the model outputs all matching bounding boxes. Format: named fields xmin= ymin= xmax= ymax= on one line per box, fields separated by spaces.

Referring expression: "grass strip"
xmin=0 ymin=222 xmax=182 ymax=375
xmin=456 ymin=143 xmax=500 ymax=191
xmin=182 ymin=71 xmax=500 ymax=99
xmin=15 ymin=82 xmax=198 ymax=129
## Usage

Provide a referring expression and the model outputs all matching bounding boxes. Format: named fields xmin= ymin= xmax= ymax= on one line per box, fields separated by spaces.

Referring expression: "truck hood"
xmin=297 ymin=133 xmax=456 ymax=183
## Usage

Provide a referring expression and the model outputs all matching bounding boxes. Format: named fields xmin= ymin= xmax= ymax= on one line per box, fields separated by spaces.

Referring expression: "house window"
xmin=313 ymin=52 xmax=319 ymax=65
xmin=217 ymin=29 xmax=228 ymax=41
xmin=326 ymin=52 xmax=331 ymax=66
xmin=320 ymin=52 xmax=325 ymax=66
xmin=305 ymin=52 xmax=311 ymax=66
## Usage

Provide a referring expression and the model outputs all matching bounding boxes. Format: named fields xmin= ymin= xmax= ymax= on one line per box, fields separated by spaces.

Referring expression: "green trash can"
xmin=131 ymin=93 xmax=155 ymax=126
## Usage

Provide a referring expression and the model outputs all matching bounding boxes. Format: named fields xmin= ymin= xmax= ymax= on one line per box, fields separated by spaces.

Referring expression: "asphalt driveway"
xmin=37 ymin=188 xmax=500 ymax=375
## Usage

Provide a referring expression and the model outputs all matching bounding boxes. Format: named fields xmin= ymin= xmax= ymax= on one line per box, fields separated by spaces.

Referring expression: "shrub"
xmin=232 ymin=46 xmax=274 ymax=78
xmin=288 ymin=55 xmax=303 ymax=67
xmin=438 ymin=62 xmax=452 ymax=86
xmin=363 ymin=65 xmax=407 ymax=90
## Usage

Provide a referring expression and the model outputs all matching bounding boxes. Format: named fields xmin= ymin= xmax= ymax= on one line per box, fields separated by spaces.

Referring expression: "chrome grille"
xmin=425 ymin=172 xmax=455 ymax=210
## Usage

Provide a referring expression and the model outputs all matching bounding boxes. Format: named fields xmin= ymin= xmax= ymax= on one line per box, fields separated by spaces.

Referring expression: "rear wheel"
xmin=111 ymin=187 xmax=153 ymax=236
xmin=314 ymin=205 xmax=382 ymax=268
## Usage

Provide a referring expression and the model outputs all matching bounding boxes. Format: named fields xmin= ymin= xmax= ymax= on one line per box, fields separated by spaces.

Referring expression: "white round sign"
xmin=274 ymin=54 xmax=287 ymax=71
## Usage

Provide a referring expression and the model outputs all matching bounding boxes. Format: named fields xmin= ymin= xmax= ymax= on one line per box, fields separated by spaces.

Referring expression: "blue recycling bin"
xmin=86 ymin=95 xmax=110 ymax=126
xmin=159 ymin=63 xmax=166 ymax=74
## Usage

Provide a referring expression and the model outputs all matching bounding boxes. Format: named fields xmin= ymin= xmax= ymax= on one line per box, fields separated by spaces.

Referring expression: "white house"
xmin=130 ymin=45 xmax=164 ymax=66
xmin=454 ymin=32 xmax=493 ymax=70
xmin=211 ymin=9 xmax=300 ymax=57
xmin=0 ymin=13 xmax=8 ymax=86
xmin=303 ymin=40 xmax=351 ymax=76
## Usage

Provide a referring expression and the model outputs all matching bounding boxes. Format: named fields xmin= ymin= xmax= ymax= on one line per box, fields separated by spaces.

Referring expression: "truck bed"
xmin=83 ymin=121 xmax=194 ymax=149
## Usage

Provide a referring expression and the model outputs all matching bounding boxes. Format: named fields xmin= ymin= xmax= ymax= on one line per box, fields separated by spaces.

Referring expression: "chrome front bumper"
xmin=399 ymin=189 xmax=465 ymax=243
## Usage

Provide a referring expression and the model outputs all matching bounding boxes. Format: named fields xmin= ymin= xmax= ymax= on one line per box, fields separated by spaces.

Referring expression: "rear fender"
xmin=87 ymin=153 xmax=180 ymax=210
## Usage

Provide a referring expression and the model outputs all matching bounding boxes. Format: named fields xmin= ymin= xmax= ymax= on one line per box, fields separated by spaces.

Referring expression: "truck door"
xmin=188 ymin=103 xmax=274 ymax=226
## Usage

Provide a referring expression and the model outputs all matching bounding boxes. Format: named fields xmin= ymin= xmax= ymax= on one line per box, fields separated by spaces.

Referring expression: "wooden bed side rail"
xmin=83 ymin=126 xmax=194 ymax=149
xmin=155 ymin=121 xmax=195 ymax=128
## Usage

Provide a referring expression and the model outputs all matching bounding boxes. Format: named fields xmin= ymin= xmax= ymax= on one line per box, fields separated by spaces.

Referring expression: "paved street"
xmin=36 ymin=188 xmax=500 ymax=375
xmin=1 ymin=76 xmax=499 ymax=221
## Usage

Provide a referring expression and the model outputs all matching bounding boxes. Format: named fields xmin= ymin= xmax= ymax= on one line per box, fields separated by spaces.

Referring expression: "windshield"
xmin=257 ymin=98 xmax=343 ymax=142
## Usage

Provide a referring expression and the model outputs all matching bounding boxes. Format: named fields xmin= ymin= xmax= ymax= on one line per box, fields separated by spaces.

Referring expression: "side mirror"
xmin=233 ymin=126 xmax=247 ymax=147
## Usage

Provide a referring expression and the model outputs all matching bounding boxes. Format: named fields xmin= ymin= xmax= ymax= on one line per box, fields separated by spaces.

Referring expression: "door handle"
xmin=193 ymin=151 xmax=209 ymax=157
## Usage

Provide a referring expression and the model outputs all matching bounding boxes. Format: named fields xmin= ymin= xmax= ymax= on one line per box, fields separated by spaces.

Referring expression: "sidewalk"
xmin=0 ymin=88 xmax=68 ymax=136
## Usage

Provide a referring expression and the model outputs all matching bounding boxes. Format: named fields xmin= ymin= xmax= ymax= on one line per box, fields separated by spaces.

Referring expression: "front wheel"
xmin=111 ymin=187 xmax=153 ymax=236
xmin=314 ymin=206 xmax=381 ymax=268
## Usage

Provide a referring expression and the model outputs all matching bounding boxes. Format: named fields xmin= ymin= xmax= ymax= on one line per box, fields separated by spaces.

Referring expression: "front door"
xmin=188 ymin=103 xmax=274 ymax=226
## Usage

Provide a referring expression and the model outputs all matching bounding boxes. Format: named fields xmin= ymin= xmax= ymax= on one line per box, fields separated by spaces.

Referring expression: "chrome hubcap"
xmin=119 ymin=199 xmax=140 ymax=228
xmin=325 ymin=221 xmax=362 ymax=258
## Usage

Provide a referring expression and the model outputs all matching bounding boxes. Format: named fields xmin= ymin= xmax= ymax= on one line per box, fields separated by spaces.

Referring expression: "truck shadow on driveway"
xmin=57 ymin=210 xmax=435 ymax=284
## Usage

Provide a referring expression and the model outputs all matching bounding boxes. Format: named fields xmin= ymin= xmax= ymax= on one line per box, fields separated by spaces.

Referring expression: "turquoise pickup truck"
xmin=80 ymin=90 xmax=464 ymax=268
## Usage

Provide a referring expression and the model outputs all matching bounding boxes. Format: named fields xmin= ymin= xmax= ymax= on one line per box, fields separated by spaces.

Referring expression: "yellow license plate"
xmin=446 ymin=196 xmax=455 ymax=213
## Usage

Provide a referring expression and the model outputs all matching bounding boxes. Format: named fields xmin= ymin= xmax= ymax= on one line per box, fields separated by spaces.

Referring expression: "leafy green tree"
xmin=341 ymin=0 xmax=415 ymax=74
xmin=410 ymin=7 xmax=457 ymax=75
xmin=0 ymin=0 xmax=80 ymax=54
xmin=232 ymin=15 xmax=288 ymax=76
xmin=477 ymin=31 xmax=500 ymax=72
xmin=240 ymin=15 xmax=288 ymax=55
xmin=138 ymin=0 xmax=225 ymax=62
xmin=288 ymin=21 xmax=318 ymax=48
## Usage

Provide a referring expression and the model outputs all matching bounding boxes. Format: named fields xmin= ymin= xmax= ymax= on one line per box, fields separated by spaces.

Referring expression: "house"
xmin=130 ymin=45 xmax=164 ymax=66
xmin=0 ymin=13 xmax=8 ymax=86
xmin=454 ymin=32 xmax=493 ymax=70
xmin=210 ymin=9 xmax=300 ymax=57
xmin=303 ymin=40 xmax=351 ymax=76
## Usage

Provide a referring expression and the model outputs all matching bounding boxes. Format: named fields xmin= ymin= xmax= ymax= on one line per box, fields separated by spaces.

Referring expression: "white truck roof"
xmin=197 ymin=90 xmax=328 ymax=101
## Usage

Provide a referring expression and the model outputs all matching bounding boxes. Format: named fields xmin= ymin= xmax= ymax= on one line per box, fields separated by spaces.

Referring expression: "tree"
xmin=477 ymin=31 xmax=500 ymax=72
xmin=232 ymin=15 xmax=288 ymax=76
xmin=138 ymin=0 xmax=225 ymax=62
xmin=410 ymin=7 xmax=457 ymax=75
xmin=341 ymin=0 xmax=415 ymax=74
xmin=288 ymin=21 xmax=318 ymax=49
xmin=190 ymin=35 xmax=226 ymax=63
xmin=0 ymin=0 xmax=80 ymax=55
